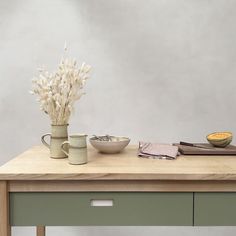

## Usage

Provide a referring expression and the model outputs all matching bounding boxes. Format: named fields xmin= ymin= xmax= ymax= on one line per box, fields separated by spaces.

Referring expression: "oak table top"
xmin=2 ymin=146 xmax=236 ymax=236
xmin=1 ymin=145 xmax=236 ymax=181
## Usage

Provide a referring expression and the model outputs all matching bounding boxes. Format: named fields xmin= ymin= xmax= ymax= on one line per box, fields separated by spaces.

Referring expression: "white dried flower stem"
xmin=31 ymin=52 xmax=91 ymax=125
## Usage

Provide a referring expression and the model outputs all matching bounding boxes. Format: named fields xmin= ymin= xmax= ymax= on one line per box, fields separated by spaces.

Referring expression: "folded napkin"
xmin=138 ymin=142 xmax=179 ymax=160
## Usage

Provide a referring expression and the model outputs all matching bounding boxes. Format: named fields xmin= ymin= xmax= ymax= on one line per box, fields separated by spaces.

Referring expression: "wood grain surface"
xmin=36 ymin=226 xmax=45 ymax=236
xmin=0 ymin=181 xmax=11 ymax=236
xmin=8 ymin=180 xmax=236 ymax=192
xmin=1 ymin=145 xmax=236 ymax=180
xmin=175 ymin=143 xmax=236 ymax=155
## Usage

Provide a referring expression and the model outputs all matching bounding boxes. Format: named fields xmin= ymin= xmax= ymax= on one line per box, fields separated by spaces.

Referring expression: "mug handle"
xmin=61 ymin=141 xmax=69 ymax=156
xmin=41 ymin=133 xmax=51 ymax=149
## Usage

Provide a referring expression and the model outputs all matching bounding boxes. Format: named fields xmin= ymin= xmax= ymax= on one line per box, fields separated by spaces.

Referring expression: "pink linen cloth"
xmin=138 ymin=142 xmax=179 ymax=160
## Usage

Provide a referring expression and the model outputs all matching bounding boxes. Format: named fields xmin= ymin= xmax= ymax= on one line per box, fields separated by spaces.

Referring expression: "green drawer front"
xmin=10 ymin=192 xmax=193 ymax=226
xmin=194 ymin=193 xmax=236 ymax=226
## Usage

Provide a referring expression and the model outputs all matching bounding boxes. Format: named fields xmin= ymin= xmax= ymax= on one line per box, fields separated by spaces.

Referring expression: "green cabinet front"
xmin=194 ymin=192 xmax=236 ymax=226
xmin=10 ymin=192 xmax=193 ymax=226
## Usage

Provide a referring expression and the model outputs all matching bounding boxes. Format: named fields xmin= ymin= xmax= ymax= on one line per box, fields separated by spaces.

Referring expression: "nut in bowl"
xmin=90 ymin=135 xmax=130 ymax=154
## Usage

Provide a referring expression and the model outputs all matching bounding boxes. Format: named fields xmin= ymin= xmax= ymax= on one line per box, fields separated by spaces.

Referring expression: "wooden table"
xmin=2 ymin=145 xmax=236 ymax=236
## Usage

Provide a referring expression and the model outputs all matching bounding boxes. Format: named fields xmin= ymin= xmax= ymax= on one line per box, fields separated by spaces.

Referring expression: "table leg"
xmin=0 ymin=181 xmax=11 ymax=236
xmin=36 ymin=226 xmax=45 ymax=236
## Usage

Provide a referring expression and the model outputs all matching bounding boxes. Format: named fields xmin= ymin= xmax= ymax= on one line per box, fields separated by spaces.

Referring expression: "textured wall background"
xmin=1 ymin=0 xmax=236 ymax=235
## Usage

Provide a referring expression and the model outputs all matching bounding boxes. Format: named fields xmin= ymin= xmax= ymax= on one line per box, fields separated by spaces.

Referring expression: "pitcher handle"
xmin=61 ymin=141 xmax=69 ymax=156
xmin=41 ymin=133 xmax=51 ymax=149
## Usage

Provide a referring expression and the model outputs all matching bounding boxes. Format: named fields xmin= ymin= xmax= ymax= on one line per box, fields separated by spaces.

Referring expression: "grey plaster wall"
xmin=1 ymin=0 xmax=236 ymax=235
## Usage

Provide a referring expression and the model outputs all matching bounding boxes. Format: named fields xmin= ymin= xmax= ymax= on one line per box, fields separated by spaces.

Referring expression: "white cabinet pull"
xmin=90 ymin=199 xmax=114 ymax=207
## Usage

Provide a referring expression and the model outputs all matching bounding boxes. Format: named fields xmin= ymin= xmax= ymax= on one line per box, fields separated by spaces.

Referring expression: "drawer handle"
xmin=90 ymin=199 xmax=114 ymax=207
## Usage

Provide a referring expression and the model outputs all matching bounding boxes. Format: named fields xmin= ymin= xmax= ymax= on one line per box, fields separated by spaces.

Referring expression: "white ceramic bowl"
xmin=89 ymin=136 xmax=130 ymax=154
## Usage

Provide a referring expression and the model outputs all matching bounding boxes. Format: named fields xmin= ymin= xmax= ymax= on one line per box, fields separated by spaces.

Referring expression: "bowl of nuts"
xmin=89 ymin=135 xmax=130 ymax=154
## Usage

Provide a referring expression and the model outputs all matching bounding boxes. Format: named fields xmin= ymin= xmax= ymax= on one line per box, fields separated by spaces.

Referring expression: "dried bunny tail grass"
xmin=31 ymin=48 xmax=91 ymax=125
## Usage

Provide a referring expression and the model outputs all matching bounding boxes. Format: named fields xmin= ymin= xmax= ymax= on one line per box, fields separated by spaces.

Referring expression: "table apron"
xmin=8 ymin=180 xmax=236 ymax=192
